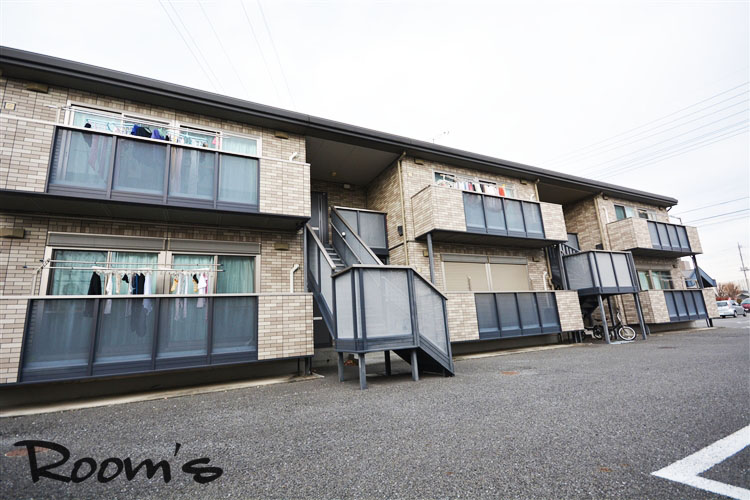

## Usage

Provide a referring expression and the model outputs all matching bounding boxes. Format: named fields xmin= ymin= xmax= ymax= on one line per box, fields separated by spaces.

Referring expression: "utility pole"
xmin=739 ymin=243 xmax=750 ymax=292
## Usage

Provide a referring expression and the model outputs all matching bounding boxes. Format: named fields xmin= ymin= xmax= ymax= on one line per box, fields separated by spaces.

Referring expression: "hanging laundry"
xmin=137 ymin=273 xmax=146 ymax=294
xmin=151 ymin=129 xmax=164 ymax=140
xmin=87 ymin=272 xmax=102 ymax=295
xmin=197 ymin=273 xmax=208 ymax=309
xmin=143 ymin=272 xmax=153 ymax=315
xmin=103 ymin=273 xmax=113 ymax=315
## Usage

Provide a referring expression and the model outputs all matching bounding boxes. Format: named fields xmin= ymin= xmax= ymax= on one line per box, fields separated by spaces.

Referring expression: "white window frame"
xmin=65 ymin=102 xmax=262 ymax=159
xmin=165 ymin=251 xmax=260 ymax=294
xmin=441 ymin=254 xmax=531 ymax=292
xmin=41 ymin=246 xmax=165 ymax=295
xmin=433 ymin=169 xmax=516 ymax=198
xmin=41 ymin=246 xmax=260 ymax=295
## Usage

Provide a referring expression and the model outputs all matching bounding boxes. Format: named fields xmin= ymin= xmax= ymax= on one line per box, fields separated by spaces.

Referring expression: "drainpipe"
xmin=289 ymin=264 xmax=299 ymax=293
xmin=395 ymin=151 xmax=409 ymax=265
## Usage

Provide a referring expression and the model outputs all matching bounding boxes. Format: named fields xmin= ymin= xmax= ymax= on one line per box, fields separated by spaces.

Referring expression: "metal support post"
xmin=411 ymin=349 xmax=419 ymax=381
xmin=384 ymin=350 xmax=392 ymax=376
xmin=337 ymin=352 xmax=345 ymax=382
xmin=597 ymin=294 xmax=611 ymax=344
xmin=426 ymin=232 xmax=436 ymax=284
xmin=633 ymin=293 xmax=649 ymax=340
xmin=358 ymin=353 xmax=367 ymax=390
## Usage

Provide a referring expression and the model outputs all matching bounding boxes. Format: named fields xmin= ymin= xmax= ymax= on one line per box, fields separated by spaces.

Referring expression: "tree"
xmin=716 ymin=282 xmax=742 ymax=300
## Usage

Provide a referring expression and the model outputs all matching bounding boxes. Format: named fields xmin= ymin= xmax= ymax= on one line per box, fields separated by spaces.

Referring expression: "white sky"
xmin=1 ymin=0 xmax=748 ymax=285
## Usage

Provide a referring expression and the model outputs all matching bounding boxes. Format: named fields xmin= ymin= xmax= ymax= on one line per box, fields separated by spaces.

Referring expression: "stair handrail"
xmin=332 ymin=264 xmax=449 ymax=300
xmin=331 ymin=207 xmax=383 ymax=266
xmin=559 ymin=243 xmax=579 ymax=256
xmin=305 ymin=223 xmax=337 ymax=269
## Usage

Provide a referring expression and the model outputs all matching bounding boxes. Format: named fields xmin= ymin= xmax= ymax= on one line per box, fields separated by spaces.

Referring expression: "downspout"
xmin=289 ymin=264 xmax=299 ymax=293
xmin=593 ymin=194 xmax=609 ymax=250
xmin=396 ymin=151 xmax=409 ymax=265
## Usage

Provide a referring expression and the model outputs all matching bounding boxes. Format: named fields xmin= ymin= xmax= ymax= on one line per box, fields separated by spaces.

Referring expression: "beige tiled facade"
xmin=257 ymin=294 xmax=314 ymax=360
xmin=555 ymin=290 xmax=585 ymax=331
xmin=0 ymin=76 xmax=310 ymax=218
xmin=606 ymin=218 xmax=653 ymax=252
xmin=446 ymin=292 xmax=480 ymax=342
xmin=410 ymin=185 xmax=467 ymax=238
xmin=0 ymin=298 xmax=26 ymax=383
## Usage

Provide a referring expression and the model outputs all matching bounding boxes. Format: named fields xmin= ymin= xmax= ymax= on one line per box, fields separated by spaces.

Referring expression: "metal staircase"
xmin=306 ymin=207 xmax=454 ymax=389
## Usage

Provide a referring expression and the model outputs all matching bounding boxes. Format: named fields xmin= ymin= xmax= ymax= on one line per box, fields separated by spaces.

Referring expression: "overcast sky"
xmin=1 ymin=0 xmax=748 ymax=285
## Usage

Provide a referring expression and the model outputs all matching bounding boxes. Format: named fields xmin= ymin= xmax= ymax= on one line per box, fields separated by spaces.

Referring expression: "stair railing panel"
xmin=331 ymin=223 xmax=362 ymax=267
xmin=305 ymin=224 xmax=337 ymax=334
xmin=331 ymin=208 xmax=382 ymax=266
xmin=334 ymin=207 xmax=388 ymax=255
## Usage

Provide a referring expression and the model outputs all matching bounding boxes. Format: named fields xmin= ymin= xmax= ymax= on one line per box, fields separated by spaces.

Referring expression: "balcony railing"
xmin=19 ymin=295 xmax=258 ymax=383
xmin=474 ymin=292 xmax=562 ymax=340
xmin=47 ymin=126 xmax=259 ymax=212
xmin=411 ymin=185 xmax=566 ymax=246
xmin=334 ymin=207 xmax=388 ymax=256
xmin=607 ymin=218 xmax=700 ymax=257
xmin=463 ymin=192 xmax=545 ymax=239
xmin=648 ymin=221 xmax=691 ymax=253
xmin=562 ymin=250 xmax=639 ymax=296
xmin=333 ymin=265 xmax=452 ymax=364
xmin=664 ymin=289 xmax=709 ymax=322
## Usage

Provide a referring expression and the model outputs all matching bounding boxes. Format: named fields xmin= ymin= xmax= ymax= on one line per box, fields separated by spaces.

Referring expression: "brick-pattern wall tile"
xmin=702 ymin=287 xmax=719 ymax=318
xmin=446 ymin=292 xmax=479 ymax=342
xmin=257 ymin=294 xmax=313 ymax=360
xmin=607 ymin=218 xmax=652 ymax=251
xmin=554 ymin=290 xmax=584 ymax=331
xmin=539 ymin=202 xmax=567 ymax=241
xmin=0 ymin=298 xmax=27 ymax=383
xmin=410 ymin=185 xmax=466 ymax=237
xmin=686 ymin=226 xmax=703 ymax=254
xmin=563 ymin=198 xmax=602 ymax=251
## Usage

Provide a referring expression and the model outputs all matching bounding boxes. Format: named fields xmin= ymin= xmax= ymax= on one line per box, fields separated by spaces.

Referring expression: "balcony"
xmin=607 ymin=218 xmax=702 ymax=257
xmin=622 ymin=289 xmax=717 ymax=324
xmin=412 ymin=185 xmax=567 ymax=247
xmin=562 ymin=250 xmax=639 ymax=296
xmin=0 ymin=126 xmax=305 ymax=231
xmin=445 ymin=290 xmax=584 ymax=342
xmin=16 ymin=293 xmax=312 ymax=383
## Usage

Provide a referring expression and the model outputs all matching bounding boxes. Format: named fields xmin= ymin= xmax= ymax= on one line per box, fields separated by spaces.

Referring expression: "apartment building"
xmin=0 ymin=48 xmax=718 ymax=395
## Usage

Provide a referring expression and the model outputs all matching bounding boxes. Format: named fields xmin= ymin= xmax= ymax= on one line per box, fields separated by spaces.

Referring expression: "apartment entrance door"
xmin=310 ymin=192 xmax=328 ymax=243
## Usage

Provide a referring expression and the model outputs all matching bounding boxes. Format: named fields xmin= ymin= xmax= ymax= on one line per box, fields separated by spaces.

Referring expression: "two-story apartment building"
xmin=0 ymin=48 xmax=718 ymax=396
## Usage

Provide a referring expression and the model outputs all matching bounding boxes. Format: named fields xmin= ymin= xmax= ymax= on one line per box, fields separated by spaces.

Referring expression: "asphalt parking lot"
xmin=1 ymin=322 xmax=748 ymax=499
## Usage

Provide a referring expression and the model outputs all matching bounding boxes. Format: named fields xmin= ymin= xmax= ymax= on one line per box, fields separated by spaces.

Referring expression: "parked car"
xmin=742 ymin=298 xmax=750 ymax=312
xmin=716 ymin=300 xmax=746 ymax=317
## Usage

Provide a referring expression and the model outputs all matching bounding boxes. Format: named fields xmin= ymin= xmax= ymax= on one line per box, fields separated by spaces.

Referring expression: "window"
xmin=637 ymin=269 xmax=674 ymax=290
xmin=443 ymin=256 xmax=529 ymax=292
xmin=489 ymin=263 xmax=530 ymax=291
xmin=615 ymin=204 xmax=657 ymax=221
xmin=46 ymin=247 xmax=257 ymax=296
xmin=444 ymin=262 xmax=489 ymax=292
xmin=168 ymin=254 xmax=255 ymax=294
xmin=48 ymin=249 xmax=158 ymax=295
xmin=434 ymin=171 xmax=516 ymax=198
xmin=67 ymin=105 xmax=260 ymax=156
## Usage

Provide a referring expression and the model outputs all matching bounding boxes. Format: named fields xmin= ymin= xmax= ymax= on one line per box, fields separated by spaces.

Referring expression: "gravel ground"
xmin=1 ymin=322 xmax=748 ymax=499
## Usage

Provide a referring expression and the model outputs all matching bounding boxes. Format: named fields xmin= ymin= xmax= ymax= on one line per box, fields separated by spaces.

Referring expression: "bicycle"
xmin=592 ymin=310 xmax=637 ymax=342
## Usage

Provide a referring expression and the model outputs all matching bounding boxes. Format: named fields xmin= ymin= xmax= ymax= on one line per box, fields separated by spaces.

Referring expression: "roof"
xmin=0 ymin=46 xmax=678 ymax=207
